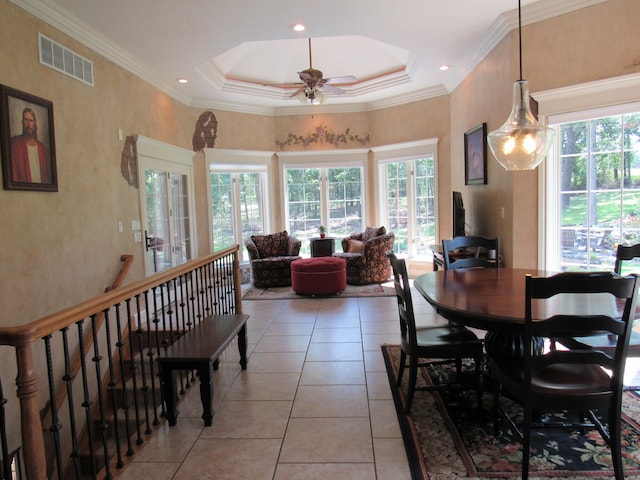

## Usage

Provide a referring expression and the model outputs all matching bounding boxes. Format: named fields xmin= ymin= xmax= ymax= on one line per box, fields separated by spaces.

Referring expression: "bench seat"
xmin=157 ymin=314 xmax=249 ymax=426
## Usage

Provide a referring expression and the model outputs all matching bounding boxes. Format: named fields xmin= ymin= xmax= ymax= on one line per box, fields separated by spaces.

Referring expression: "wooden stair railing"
xmin=41 ymin=255 xmax=134 ymax=435
xmin=0 ymin=246 xmax=242 ymax=480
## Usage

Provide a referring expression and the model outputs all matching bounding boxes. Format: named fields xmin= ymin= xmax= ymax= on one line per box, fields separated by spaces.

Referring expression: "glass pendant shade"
xmin=487 ymin=80 xmax=555 ymax=171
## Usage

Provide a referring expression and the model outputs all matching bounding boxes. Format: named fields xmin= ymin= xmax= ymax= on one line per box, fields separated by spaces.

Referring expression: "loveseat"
xmin=333 ymin=226 xmax=395 ymax=285
xmin=245 ymin=231 xmax=302 ymax=288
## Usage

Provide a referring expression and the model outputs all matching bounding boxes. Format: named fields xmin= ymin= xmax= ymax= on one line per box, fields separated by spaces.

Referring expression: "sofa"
xmin=333 ymin=226 xmax=395 ymax=285
xmin=245 ymin=231 xmax=302 ymax=288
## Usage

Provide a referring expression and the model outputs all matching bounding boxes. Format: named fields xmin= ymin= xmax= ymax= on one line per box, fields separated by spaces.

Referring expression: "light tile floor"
xmin=117 ymin=284 xmax=447 ymax=479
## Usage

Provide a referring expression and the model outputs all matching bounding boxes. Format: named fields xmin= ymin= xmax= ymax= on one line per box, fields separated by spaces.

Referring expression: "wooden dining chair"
xmin=488 ymin=271 xmax=640 ymax=480
xmin=555 ymin=242 xmax=640 ymax=390
xmin=441 ymin=235 xmax=499 ymax=270
xmin=386 ymin=252 xmax=484 ymax=413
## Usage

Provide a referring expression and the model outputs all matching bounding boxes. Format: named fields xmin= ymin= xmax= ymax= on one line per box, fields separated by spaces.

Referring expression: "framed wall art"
xmin=464 ymin=122 xmax=487 ymax=185
xmin=1 ymin=85 xmax=57 ymax=191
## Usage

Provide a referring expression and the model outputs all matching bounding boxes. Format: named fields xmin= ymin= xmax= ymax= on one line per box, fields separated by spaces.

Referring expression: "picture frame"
xmin=1 ymin=85 xmax=57 ymax=191
xmin=464 ymin=122 xmax=487 ymax=185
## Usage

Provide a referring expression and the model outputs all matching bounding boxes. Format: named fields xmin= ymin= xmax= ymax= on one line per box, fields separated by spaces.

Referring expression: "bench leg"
xmin=198 ymin=362 xmax=215 ymax=426
xmin=160 ymin=368 xmax=179 ymax=426
xmin=238 ymin=324 xmax=248 ymax=370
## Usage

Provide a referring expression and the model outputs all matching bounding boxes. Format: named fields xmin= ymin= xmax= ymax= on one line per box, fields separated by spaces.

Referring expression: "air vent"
xmin=39 ymin=33 xmax=94 ymax=86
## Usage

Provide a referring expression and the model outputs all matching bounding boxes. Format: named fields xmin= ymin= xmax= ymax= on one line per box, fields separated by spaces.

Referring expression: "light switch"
xmin=131 ymin=220 xmax=141 ymax=231
xmin=117 ymin=221 xmax=123 ymax=233
xmin=134 ymin=232 xmax=142 ymax=243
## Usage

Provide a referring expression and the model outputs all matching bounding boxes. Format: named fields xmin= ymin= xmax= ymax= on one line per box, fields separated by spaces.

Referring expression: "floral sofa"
xmin=245 ymin=231 xmax=302 ymax=288
xmin=333 ymin=226 xmax=395 ymax=285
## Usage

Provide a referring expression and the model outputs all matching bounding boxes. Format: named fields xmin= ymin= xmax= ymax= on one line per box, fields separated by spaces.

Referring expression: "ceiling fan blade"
xmin=319 ymin=84 xmax=345 ymax=95
xmin=325 ymin=75 xmax=357 ymax=84
xmin=289 ymin=87 xmax=306 ymax=98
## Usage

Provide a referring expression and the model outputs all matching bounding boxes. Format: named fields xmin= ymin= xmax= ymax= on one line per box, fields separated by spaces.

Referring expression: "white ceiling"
xmin=13 ymin=0 xmax=604 ymax=115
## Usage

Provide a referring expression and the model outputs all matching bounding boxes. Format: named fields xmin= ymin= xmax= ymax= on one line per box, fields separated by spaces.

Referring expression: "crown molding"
xmin=11 ymin=0 xmax=607 ymax=116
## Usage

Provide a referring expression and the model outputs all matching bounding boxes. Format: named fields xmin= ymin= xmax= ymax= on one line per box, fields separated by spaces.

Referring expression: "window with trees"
xmin=549 ymin=109 xmax=640 ymax=271
xmin=136 ymin=136 xmax=196 ymax=277
xmin=210 ymin=168 xmax=267 ymax=263
xmin=380 ymin=155 xmax=436 ymax=259
xmin=285 ymin=165 xmax=364 ymax=256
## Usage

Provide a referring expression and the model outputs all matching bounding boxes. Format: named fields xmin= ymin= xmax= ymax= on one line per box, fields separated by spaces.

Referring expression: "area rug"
xmin=242 ymin=282 xmax=395 ymax=300
xmin=382 ymin=344 xmax=640 ymax=480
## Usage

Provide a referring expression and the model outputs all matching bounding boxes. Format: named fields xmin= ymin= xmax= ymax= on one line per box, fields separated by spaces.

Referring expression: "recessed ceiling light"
xmin=177 ymin=78 xmax=188 ymax=84
xmin=439 ymin=65 xmax=450 ymax=71
xmin=293 ymin=23 xmax=305 ymax=32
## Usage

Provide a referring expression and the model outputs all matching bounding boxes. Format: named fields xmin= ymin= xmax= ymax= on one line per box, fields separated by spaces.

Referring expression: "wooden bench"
xmin=157 ymin=314 xmax=249 ymax=426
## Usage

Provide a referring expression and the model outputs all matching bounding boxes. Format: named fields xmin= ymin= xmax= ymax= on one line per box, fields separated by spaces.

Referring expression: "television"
xmin=453 ymin=191 xmax=466 ymax=238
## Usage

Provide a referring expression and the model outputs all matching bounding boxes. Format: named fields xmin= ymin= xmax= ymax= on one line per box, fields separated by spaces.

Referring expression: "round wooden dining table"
xmin=413 ymin=268 xmax=630 ymax=359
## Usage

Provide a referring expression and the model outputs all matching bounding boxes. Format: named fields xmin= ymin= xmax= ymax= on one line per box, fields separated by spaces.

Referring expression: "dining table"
xmin=413 ymin=268 xmax=633 ymax=360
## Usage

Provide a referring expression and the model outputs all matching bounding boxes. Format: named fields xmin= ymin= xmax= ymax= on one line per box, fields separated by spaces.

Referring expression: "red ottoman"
xmin=291 ymin=257 xmax=347 ymax=295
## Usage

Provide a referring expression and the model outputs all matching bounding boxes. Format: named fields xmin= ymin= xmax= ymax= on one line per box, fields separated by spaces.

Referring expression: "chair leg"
xmin=610 ymin=405 xmax=624 ymax=480
xmin=474 ymin=351 xmax=483 ymax=409
xmin=405 ymin=357 xmax=418 ymax=414
xmin=522 ymin=408 xmax=531 ymax=480
xmin=492 ymin=376 xmax=501 ymax=436
xmin=397 ymin=350 xmax=407 ymax=387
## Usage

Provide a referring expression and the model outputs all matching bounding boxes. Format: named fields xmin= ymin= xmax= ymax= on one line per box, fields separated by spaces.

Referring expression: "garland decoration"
xmin=276 ymin=124 xmax=370 ymax=150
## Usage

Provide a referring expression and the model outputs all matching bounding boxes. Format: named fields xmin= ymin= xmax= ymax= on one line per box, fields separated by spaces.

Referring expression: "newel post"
xmin=15 ymin=342 xmax=47 ymax=479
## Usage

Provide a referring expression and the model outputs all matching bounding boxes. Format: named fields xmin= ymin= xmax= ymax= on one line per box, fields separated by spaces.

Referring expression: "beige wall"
xmin=1 ymin=0 xmax=639 ymax=328
xmin=449 ymin=0 xmax=640 ymax=268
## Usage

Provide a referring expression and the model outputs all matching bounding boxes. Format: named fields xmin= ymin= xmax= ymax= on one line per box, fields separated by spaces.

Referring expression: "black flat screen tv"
xmin=453 ymin=191 xmax=466 ymax=238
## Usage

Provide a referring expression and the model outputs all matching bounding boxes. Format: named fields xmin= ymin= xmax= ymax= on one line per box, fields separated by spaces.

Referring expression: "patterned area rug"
xmin=242 ymin=282 xmax=395 ymax=300
xmin=382 ymin=344 xmax=640 ymax=479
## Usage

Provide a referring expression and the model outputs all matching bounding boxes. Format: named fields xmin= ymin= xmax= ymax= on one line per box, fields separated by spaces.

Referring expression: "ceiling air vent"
xmin=39 ymin=33 xmax=94 ymax=86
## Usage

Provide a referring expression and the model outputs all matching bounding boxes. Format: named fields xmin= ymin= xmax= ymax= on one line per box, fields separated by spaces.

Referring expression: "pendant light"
xmin=487 ymin=0 xmax=554 ymax=171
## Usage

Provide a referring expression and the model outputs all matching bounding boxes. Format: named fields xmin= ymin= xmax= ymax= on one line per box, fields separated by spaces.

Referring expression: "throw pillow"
xmin=347 ymin=239 xmax=364 ymax=253
xmin=362 ymin=226 xmax=385 ymax=244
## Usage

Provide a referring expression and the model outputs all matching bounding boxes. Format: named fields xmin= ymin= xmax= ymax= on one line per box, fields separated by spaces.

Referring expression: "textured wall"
xmin=448 ymin=0 xmax=640 ymax=269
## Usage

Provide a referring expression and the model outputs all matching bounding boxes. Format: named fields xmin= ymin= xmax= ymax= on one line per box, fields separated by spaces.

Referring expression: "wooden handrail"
xmin=0 ymin=247 xmax=238 ymax=346
xmin=42 ymin=255 xmax=134 ymax=434
xmin=0 ymin=246 xmax=241 ymax=480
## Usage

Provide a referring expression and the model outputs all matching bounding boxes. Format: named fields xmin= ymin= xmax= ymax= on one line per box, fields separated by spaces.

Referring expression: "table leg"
xmin=160 ymin=367 xmax=179 ymax=426
xmin=238 ymin=325 xmax=248 ymax=369
xmin=197 ymin=362 xmax=214 ymax=426
xmin=484 ymin=332 xmax=544 ymax=360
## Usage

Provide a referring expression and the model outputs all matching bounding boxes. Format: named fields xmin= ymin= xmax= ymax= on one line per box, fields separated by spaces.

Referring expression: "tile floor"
xmin=116 ymin=284 xmax=447 ymax=479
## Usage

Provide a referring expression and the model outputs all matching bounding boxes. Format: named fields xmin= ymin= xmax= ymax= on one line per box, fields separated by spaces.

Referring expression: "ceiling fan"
xmin=289 ymin=38 xmax=357 ymax=104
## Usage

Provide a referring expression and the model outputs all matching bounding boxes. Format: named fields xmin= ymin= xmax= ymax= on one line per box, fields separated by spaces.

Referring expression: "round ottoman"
xmin=291 ymin=257 xmax=347 ymax=295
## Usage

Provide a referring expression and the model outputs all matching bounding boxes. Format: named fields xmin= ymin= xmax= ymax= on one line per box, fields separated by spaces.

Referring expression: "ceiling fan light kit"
xmin=290 ymin=38 xmax=356 ymax=104
xmin=487 ymin=0 xmax=555 ymax=171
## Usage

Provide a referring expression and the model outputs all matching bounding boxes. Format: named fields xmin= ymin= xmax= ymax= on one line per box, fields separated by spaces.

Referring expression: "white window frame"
xmin=536 ymin=73 xmax=640 ymax=270
xmin=277 ymin=149 xmax=370 ymax=234
xmin=137 ymin=136 xmax=197 ymax=277
xmin=205 ymin=149 xmax=272 ymax=260
xmin=372 ymin=139 xmax=439 ymax=262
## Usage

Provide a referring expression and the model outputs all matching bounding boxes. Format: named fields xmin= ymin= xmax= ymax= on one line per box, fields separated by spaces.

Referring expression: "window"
xmin=381 ymin=156 xmax=436 ymax=258
xmin=137 ymin=136 xmax=196 ymax=276
xmin=206 ymin=149 xmax=272 ymax=263
xmin=544 ymin=106 xmax=640 ymax=271
xmin=210 ymin=169 xmax=267 ymax=262
xmin=374 ymin=140 xmax=438 ymax=261
xmin=285 ymin=165 xmax=364 ymax=256
xmin=557 ymin=112 xmax=640 ymax=271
